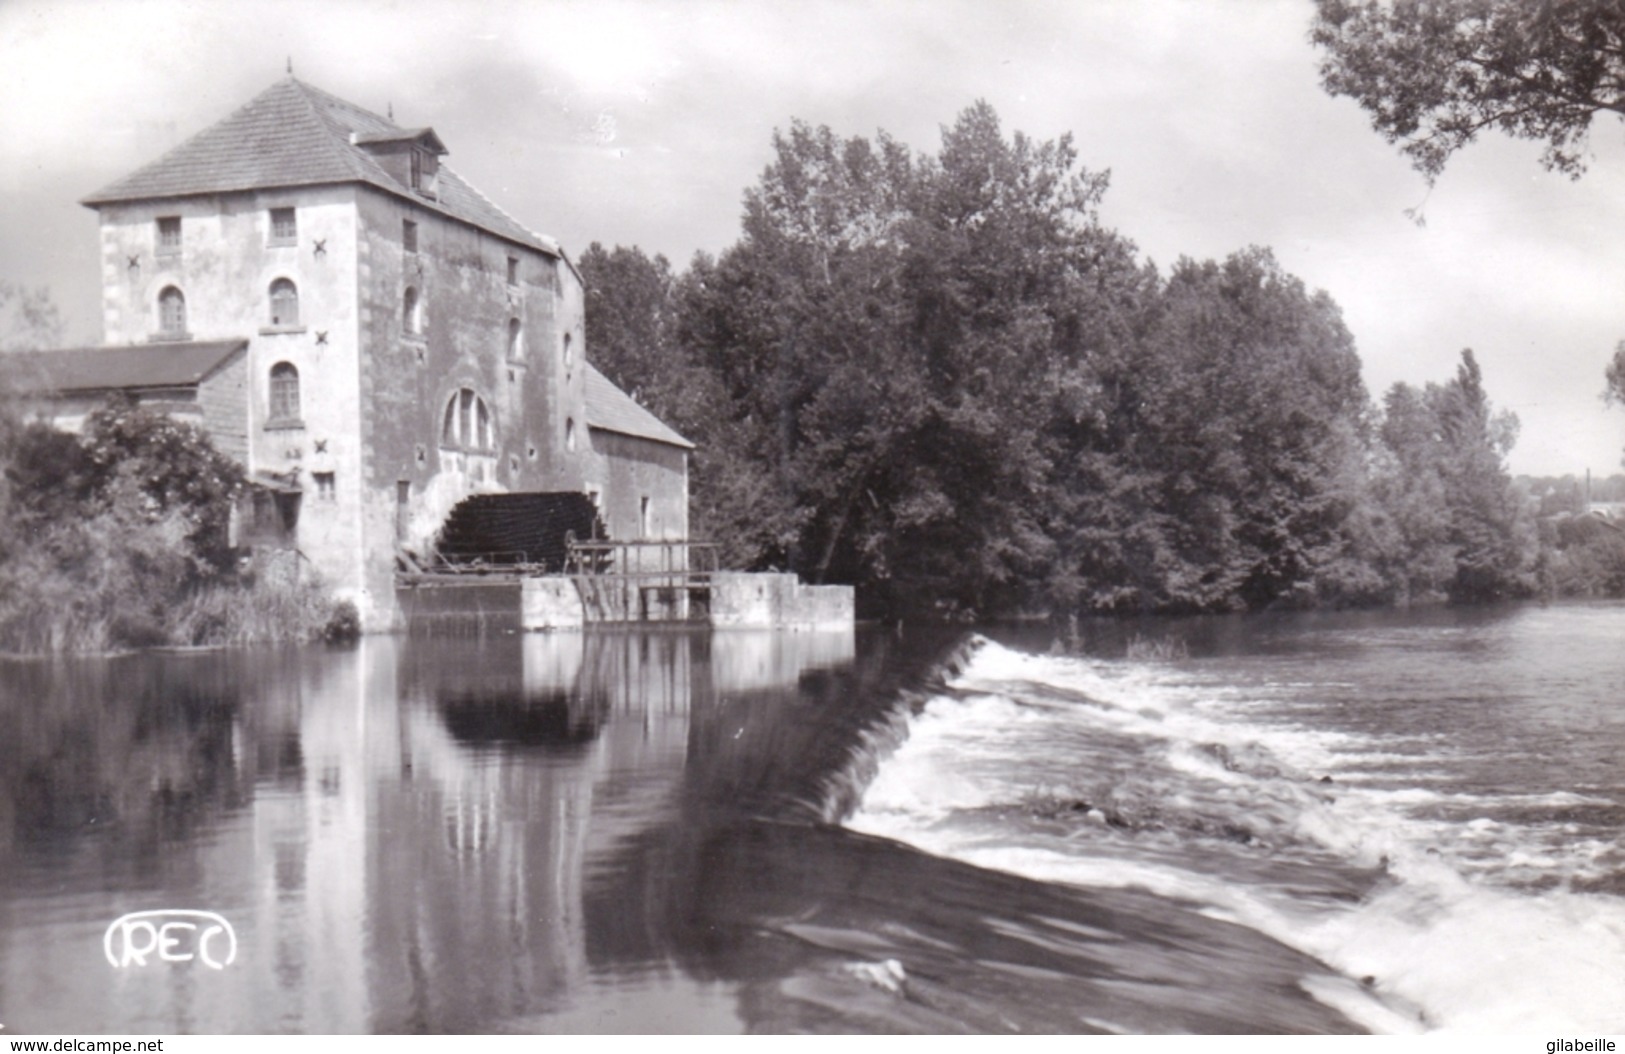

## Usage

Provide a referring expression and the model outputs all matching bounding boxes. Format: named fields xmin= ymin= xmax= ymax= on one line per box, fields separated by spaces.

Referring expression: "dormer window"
xmin=353 ymin=128 xmax=447 ymax=203
xmin=409 ymin=149 xmax=438 ymax=198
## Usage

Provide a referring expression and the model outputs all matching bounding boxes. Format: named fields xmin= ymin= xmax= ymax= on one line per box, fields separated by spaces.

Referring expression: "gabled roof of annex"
xmin=81 ymin=77 xmax=559 ymax=257
xmin=2 ymin=340 xmax=249 ymax=394
xmin=583 ymin=364 xmax=693 ymax=449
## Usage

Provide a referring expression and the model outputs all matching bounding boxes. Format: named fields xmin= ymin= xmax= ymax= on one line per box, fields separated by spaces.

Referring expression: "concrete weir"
xmin=707 ymin=572 xmax=854 ymax=630
xmin=400 ymin=571 xmax=854 ymax=632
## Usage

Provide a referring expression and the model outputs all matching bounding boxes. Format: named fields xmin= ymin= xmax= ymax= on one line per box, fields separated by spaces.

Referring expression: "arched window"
xmin=269 ymin=362 xmax=300 ymax=421
xmin=565 ymin=417 xmax=577 ymax=452
xmin=158 ymin=286 xmax=186 ymax=337
xmin=441 ymin=388 xmax=493 ymax=452
xmin=441 ymin=394 xmax=458 ymax=446
xmin=403 ymin=286 xmax=420 ymax=335
xmin=269 ymin=278 xmax=299 ymax=327
xmin=508 ymin=317 xmax=522 ymax=360
xmin=562 ymin=331 xmax=573 ymax=370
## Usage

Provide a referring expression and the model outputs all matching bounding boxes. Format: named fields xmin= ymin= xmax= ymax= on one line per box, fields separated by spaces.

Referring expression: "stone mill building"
xmin=14 ymin=77 xmax=703 ymax=630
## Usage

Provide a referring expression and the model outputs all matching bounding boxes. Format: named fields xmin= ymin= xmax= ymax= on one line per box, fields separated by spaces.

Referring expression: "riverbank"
xmin=0 ymin=571 xmax=354 ymax=655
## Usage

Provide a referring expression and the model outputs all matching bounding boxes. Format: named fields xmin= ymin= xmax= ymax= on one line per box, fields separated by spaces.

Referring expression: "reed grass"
xmin=169 ymin=577 xmax=335 ymax=647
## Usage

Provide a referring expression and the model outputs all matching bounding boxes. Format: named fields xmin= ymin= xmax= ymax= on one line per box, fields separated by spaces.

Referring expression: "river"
xmin=1 ymin=602 xmax=1621 ymax=1033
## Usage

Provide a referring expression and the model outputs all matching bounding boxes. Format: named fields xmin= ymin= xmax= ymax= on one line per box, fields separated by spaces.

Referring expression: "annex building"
xmin=9 ymin=77 xmax=695 ymax=629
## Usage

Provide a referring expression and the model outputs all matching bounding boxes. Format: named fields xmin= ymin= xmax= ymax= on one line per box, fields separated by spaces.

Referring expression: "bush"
xmin=321 ymin=599 xmax=362 ymax=643
xmin=0 ymin=398 xmax=336 ymax=654
xmin=1546 ymin=516 xmax=1625 ymax=598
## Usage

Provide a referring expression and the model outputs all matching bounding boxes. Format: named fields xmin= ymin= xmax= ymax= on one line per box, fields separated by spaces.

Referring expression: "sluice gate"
xmin=565 ymin=540 xmax=719 ymax=623
xmin=398 ymin=544 xmax=852 ymax=632
xmin=397 ymin=492 xmax=851 ymax=632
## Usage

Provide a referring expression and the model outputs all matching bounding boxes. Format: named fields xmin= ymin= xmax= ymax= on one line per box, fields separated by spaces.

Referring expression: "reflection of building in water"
xmin=236 ymin=653 xmax=371 ymax=1031
xmin=355 ymin=629 xmax=858 ymax=1028
xmin=360 ymin=631 xmax=709 ymax=1028
xmin=2 ymin=628 xmax=864 ymax=1033
xmin=705 ymin=629 xmax=856 ymax=693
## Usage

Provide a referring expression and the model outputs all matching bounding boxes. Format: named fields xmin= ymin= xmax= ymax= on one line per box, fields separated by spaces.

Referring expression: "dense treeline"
xmin=584 ymin=103 xmax=1618 ymax=618
xmin=1523 ymin=472 xmax=1625 ymax=598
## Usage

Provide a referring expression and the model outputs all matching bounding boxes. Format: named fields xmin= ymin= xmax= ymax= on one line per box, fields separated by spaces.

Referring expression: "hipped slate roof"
xmin=2 ymin=341 xmax=248 ymax=393
xmin=583 ymin=364 xmax=693 ymax=449
xmin=82 ymin=78 xmax=557 ymax=256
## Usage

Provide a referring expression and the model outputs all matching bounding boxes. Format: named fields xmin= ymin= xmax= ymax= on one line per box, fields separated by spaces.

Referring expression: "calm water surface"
xmin=2 ymin=603 xmax=1622 ymax=1033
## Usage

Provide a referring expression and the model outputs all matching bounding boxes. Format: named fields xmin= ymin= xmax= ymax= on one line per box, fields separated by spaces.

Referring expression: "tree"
xmin=0 ymin=398 xmax=251 ymax=649
xmin=1074 ymin=248 xmax=1371 ymax=612
xmin=1311 ymin=0 xmax=1625 ymax=182
xmin=6 ymin=397 xmax=245 ymax=575
xmin=579 ymin=242 xmax=803 ymax=571
xmin=0 ymin=280 xmax=64 ymax=352
xmin=578 ymin=243 xmax=679 ymax=400
xmin=1369 ymin=349 xmax=1533 ymax=602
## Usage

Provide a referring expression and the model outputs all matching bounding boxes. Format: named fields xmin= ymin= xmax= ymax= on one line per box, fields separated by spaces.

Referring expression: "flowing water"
xmin=1 ymin=603 xmax=1621 ymax=1033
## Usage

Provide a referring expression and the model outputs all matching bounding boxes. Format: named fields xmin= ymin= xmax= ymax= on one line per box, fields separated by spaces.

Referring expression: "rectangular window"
xmin=402 ymin=219 xmax=418 ymax=253
xmin=314 ymin=471 xmax=336 ymax=502
xmin=157 ymin=216 xmax=181 ymax=254
xmin=507 ymin=255 xmax=519 ymax=285
xmin=640 ymin=496 xmax=651 ymax=538
xmin=269 ymin=207 xmax=296 ymax=245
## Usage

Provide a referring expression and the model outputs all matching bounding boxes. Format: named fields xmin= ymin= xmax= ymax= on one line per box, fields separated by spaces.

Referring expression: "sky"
xmin=2 ymin=0 xmax=1623 ymax=479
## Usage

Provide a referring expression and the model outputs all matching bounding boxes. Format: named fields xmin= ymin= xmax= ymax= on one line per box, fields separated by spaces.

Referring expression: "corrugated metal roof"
xmin=2 ymin=340 xmax=248 ymax=393
xmin=583 ymin=364 xmax=693 ymax=449
xmin=82 ymin=78 xmax=558 ymax=256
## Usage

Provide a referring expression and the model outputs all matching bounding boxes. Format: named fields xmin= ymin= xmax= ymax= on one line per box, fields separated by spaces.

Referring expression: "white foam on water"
xmin=849 ymin=637 xmax=1625 ymax=1034
xmin=1295 ymin=874 xmax=1625 ymax=1033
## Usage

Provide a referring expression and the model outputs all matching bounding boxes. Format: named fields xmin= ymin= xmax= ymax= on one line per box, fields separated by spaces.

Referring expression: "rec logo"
xmin=103 ymin=910 xmax=238 ymax=970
